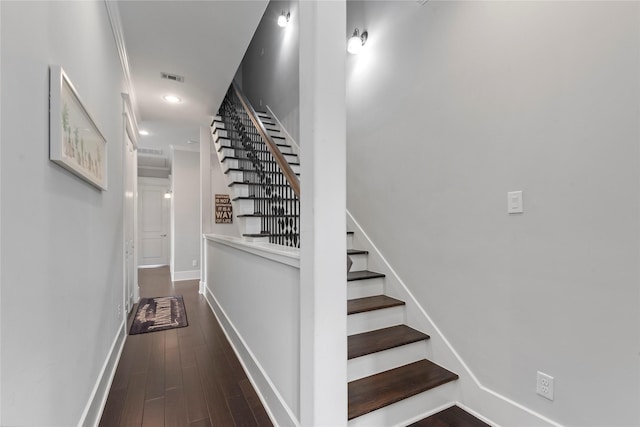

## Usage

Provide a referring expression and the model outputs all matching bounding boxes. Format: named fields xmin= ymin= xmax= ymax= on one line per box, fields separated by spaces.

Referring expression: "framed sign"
xmin=49 ymin=65 xmax=107 ymax=190
xmin=215 ymin=194 xmax=233 ymax=224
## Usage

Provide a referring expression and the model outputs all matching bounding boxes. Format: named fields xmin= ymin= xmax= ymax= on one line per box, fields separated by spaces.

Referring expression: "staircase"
xmin=347 ymin=231 xmax=469 ymax=426
xmin=212 ymin=82 xmax=300 ymax=247
xmin=212 ymin=82 xmax=490 ymax=426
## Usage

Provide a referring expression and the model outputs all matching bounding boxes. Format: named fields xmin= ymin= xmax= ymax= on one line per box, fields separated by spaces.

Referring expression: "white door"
xmin=138 ymin=181 xmax=170 ymax=266
xmin=124 ymin=135 xmax=136 ymax=312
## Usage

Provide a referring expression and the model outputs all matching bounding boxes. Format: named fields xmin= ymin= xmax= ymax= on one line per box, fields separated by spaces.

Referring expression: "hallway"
xmin=99 ymin=267 xmax=273 ymax=426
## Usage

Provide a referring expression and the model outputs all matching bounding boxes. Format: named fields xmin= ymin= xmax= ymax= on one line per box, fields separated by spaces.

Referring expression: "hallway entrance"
xmin=100 ymin=267 xmax=272 ymax=426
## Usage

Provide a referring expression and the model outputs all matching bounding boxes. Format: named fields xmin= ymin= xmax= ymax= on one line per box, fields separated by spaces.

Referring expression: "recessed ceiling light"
xmin=138 ymin=129 xmax=149 ymax=136
xmin=163 ymin=94 xmax=182 ymax=104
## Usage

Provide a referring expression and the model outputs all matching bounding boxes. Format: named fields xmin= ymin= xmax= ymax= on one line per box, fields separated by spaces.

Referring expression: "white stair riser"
xmin=220 ymin=147 xmax=236 ymax=158
xmin=348 ymin=341 xmax=428 ymax=382
xmin=348 ymin=254 xmax=368 ymax=272
xmin=227 ymin=170 xmax=299 ymax=184
xmin=348 ymin=306 xmax=404 ymax=335
xmin=347 ymin=277 xmax=384 ymax=299
xmin=218 ymin=146 xmax=298 ymax=164
xmin=347 ymin=381 xmax=458 ymax=427
xmin=223 ymin=159 xmax=301 ymax=175
xmin=214 ymin=138 xmax=232 ymax=152
xmin=214 ymin=128 xmax=228 ymax=139
xmin=274 ymin=143 xmax=293 ymax=154
xmin=234 ymin=199 xmax=256 ymax=215
xmin=347 ymin=234 xmax=354 ymax=249
xmin=237 ymin=216 xmax=262 ymax=235
xmin=230 ymin=183 xmax=249 ymax=198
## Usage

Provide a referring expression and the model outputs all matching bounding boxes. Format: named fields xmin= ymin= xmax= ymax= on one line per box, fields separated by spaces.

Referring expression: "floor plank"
xmin=99 ymin=266 xmax=273 ymax=427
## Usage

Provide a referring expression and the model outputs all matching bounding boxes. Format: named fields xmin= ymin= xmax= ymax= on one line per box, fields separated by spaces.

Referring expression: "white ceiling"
xmin=116 ymin=0 xmax=268 ymax=172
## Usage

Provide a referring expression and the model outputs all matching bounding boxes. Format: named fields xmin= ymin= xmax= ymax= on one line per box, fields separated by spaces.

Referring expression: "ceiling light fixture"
xmin=347 ymin=28 xmax=368 ymax=55
xmin=163 ymin=94 xmax=182 ymax=104
xmin=277 ymin=11 xmax=290 ymax=28
xmin=138 ymin=129 xmax=149 ymax=136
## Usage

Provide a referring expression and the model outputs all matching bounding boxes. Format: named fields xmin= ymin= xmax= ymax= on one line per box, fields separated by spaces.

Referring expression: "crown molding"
xmin=105 ymin=1 xmax=141 ymax=128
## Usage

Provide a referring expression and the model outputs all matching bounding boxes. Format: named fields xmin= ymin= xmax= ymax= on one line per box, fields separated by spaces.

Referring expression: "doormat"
xmin=129 ymin=295 xmax=188 ymax=335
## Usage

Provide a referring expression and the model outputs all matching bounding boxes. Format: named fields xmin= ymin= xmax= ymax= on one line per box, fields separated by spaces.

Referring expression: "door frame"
xmin=122 ymin=93 xmax=139 ymax=318
xmin=138 ymin=178 xmax=171 ymax=267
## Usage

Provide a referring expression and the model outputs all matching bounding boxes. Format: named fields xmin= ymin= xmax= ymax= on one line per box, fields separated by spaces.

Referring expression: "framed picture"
xmin=49 ymin=65 xmax=107 ymax=190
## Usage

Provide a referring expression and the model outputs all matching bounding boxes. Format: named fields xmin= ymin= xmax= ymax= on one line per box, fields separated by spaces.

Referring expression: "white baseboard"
xmin=77 ymin=321 xmax=127 ymax=427
xmin=199 ymin=280 xmax=206 ymax=294
xmin=172 ymin=269 xmax=200 ymax=282
xmin=346 ymin=210 xmax=561 ymax=427
xmin=203 ymin=286 xmax=299 ymax=427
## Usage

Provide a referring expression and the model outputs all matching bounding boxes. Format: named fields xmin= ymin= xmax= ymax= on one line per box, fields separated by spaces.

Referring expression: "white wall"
xmin=171 ymin=147 xmax=201 ymax=280
xmin=0 ymin=1 xmax=126 ymax=425
xmin=205 ymin=238 xmax=300 ymax=426
xmin=346 ymin=1 xmax=639 ymax=426
xmin=241 ymin=0 xmax=300 ymax=142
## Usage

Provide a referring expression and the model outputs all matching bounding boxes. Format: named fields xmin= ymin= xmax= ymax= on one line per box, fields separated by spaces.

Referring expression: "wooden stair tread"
xmin=243 ymin=232 xmax=298 ymax=238
xmin=221 ymin=156 xmax=299 ymax=166
xmin=408 ymin=405 xmax=491 ymax=427
xmin=224 ymin=168 xmax=300 ymax=176
xmin=233 ymin=196 xmax=298 ymax=202
xmin=228 ymin=181 xmax=293 ymax=188
xmin=219 ymin=129 xmax=286 ymax=140
xmin=218 ymin=145 xmax=295 ymax=154
xmin=238 ymin=214 xmax=298 ymax=218
xmin=347 ymin=249 xmax=368 ymax=255
xmin=347 ymin=270 xmax=385 ymax=281
xmin=348 ymin=360 xmax=459 ymax=420
xmin=348 ymin=325 xmax=430 ymax=359
xmin=347 ymin=295 xmax=404 ymax=315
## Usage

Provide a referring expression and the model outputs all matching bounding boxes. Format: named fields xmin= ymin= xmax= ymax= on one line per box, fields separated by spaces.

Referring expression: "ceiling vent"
xmin=161 ymin=72 xmax=185 ymax=83
xmin=139 ymin=147 xmax=163 ymax=156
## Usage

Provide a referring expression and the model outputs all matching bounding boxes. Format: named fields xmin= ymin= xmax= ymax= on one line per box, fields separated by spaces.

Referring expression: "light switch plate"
xmin=508 ymin=191 xmax=523 ymax=214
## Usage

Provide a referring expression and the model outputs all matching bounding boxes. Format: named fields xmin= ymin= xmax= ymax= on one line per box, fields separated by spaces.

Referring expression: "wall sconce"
xmin=164 ymin=190 xmax=172 ymax=199
xmin=277 ymin=11 xmax=290 ymax=28
xmin=347 ymin=28 xmax=368 ymax=55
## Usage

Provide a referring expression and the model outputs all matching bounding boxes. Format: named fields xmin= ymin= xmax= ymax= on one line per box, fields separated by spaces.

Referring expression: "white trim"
xmin=104 ymin=0 xmax=140 ymax=125
xmin=204 ymin=234 xmax=300 ymax=268
xmin=122 ymin=93 xmax=139 ymax=149
xmin=346 ymin=209 xmax=562 ymax=427
xmin=171 ymin=144 xmax=200 ymax=153
xmin=137 ymin=177 xmax=170 ymax=187
xmin=199 ymin=280 xmax=206 ymax=294
xmin=172 ymin=270 xmax=200 ymax=281
xmin=455 ymin=401 xmax=500 ymax=427
xmin=77 ymin=321 xmax=126 ymax=427
xmin=204 ymin=287 xmax=299 ymax=427
xmin=266 ymin=105 xmax=300 ymax=156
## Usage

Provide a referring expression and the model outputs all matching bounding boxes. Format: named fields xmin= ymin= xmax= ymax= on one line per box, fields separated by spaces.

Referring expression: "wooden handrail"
xmin=231 ymin=81 xmax=300 ymax=197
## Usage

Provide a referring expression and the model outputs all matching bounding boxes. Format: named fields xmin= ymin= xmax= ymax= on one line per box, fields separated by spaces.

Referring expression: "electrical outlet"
xmin=192 ymin=259 xmax=198 ymax=267
xmin=117 ymin=304 xmax=121 ymax=318
xmin=536 ymin=371 xmax=554 ymax=400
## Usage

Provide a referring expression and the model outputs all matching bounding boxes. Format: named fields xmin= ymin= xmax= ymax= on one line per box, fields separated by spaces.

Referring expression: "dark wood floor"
xmin=99 ymin=266 xmax=273 ymax=427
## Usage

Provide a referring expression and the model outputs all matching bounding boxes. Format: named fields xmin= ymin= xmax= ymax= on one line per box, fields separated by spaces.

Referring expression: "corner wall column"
xmin=299 ymin=1 xmax=348 ymax=425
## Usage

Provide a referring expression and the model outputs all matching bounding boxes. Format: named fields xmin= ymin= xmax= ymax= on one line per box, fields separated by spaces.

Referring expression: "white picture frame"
xmin=49 ymin=65 xmax=107 ymax=190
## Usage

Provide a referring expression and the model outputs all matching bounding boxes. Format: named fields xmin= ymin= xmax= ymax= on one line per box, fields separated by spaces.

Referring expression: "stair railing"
xmin=219 ymin=81 xmax=300 ymax=247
